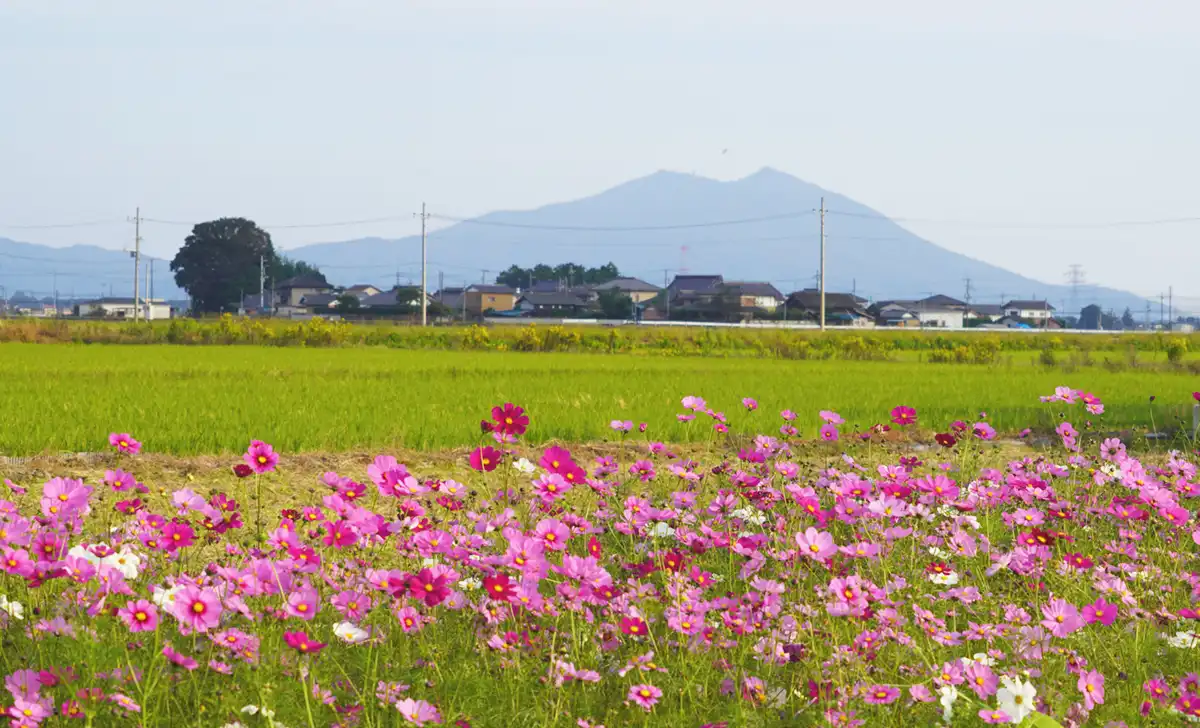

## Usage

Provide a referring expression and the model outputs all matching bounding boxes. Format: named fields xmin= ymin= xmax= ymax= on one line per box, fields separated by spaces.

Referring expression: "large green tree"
xmin=495 ymin=262 xmax=621 ymax=288
xmin=171 ymin=218 xmax=276 ymax=313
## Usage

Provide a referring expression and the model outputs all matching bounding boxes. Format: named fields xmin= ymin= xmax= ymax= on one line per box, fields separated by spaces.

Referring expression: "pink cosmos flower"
xmin=108 ymin=433 xmax=141 ymax=455
xmin=1082 ymin=598 xmax=1118 ymax=626
xmin=163 ymin=644 xmax=199 ymax=670
xmin=979 ymin=709 xmax=1010 ymax=724
xmin=1078 ymin=670 xmax=1105 ymax=710
xmin=795 ymin=527 xmax=836 ymax=560
xmin=1040 ymin=597 xmax=1083 ymax=637
xmin=742 ymin=397 xmax=758 ymax=411
xmin=396 ymin=698 xmax=442 ymax=725
xmin=172 ymin=585 xmax=223 ymax=632
xmin=243 ymin=440 xmax=278 ymax=474
xmin=819 ymin=410 xmax=844 ymax=425
xmin=681 ymin=396 xmax=706 ymax=412
xmin=864 ymin=685 xmax=899 ymax=704
xmin=627 ymin=684 xmax=662 ymax=711
xmin=117 ymin=599 xmax=158 ymax=633
xmin=610 ymin=420 xmax=633 ymax=432
xmin=964 ymin=662 xmax=997 ymax=698
xmin=468 ymin=446 xmax=502 ymax=472
xmin=534 ymin=518 xmax=570 ymax=551
xmin=972 ymin=422 xmax=997 ymax=441
xmin=286 ymin=585 xmax=320 ymax=621
xmin=819 ymin=424 xmax=840 ymax=442
xmin=8 ymin=697 xmax=51 ymax=723
xmin=890 ymin=406 xmax=917 ymax=426
xmin=407 ymin=569 xmax=450 ymax=607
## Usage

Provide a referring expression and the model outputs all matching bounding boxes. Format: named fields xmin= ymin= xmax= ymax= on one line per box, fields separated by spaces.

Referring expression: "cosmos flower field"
xmin=1 ymin=386 xmax=1200 ymax=727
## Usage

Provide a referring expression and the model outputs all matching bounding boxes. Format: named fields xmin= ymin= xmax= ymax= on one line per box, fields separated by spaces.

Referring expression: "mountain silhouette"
xmin=289 ymin=168 xmax=1150 ymax=314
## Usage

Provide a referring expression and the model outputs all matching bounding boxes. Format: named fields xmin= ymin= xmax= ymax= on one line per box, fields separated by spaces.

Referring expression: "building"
xmin=725 ymin=282 xmax=785 ymax=311
xmin=912 ymin=295 xmax=968 ymax=328
xmin=588 ymin=277 xmax=662 ymax=304
xmin=345 ymin=284 xmax=382 ymax=299
xmin=873 ymin=302 xmax=921 ymax=327
xmin=514 ymin=291 xmax=592 ymax=315
xmin=464 ymin=284 xmax=517 ymax=316
xmin=968 ymin=304 xmax=1004 ymax=322
xmin=787 ymin=290 xmax=874 ymax=326
xmin=1003 ymin=300 xmax=1056 ymax=321
xmin=76 ymin=297 xmax=173 ymax=320
xmin=359 ymin=287 xmax=424 ymax=309
xmin=275 ymin=275 xmax=333 ymax=308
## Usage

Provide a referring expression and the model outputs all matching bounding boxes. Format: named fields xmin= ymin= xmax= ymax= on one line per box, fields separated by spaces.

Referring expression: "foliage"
xmin=170 ymin=217 xmax=277 ymax=313
xmin=495 ymin=262 xmax=621 ymax=288
xmin=271 ymin=255 xmax=327 ymax=285
xmin=334 ymin=294 xmax=362 ymax=311
xmin=596 ymin=288 xmax=633 ymax=319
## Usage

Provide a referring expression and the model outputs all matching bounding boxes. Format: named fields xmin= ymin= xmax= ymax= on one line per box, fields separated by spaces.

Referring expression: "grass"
xmin=1 ymin=342 xmax=1196 ymax=456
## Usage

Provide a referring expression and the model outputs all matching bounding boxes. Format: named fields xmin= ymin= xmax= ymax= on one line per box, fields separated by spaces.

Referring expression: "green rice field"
xmin=1 ymin=342 xmax=1195 ymax=456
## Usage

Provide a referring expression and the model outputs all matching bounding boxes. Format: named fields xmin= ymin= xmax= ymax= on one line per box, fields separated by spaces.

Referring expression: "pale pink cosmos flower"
xmin=172 ymin=585 xmax=223 ymax=632
xmin=819 ymin=410 xmax=844 ymax=425
xmin=395 ymin=698 xmax=442 ymax=725
xmin=795 ymin=527 xmax=836 ymax=560
xmin=1040 ymin=597 xmax=1083 ymax=637
xmin=1078 ymin=670 xmax=1105 ymax=710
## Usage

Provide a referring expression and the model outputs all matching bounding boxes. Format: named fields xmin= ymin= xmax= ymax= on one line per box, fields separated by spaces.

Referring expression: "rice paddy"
xmin=1 ymin=342 xmax=1194 ymax=456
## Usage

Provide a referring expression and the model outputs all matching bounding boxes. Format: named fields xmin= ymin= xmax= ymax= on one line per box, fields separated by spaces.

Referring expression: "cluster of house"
xmin=234 ymin=273 xmax=1059 ymax=328
xmin=0 ymin=292 xmax=178 ymax=320
xmin=1 ymin=273 xmax=1060 ymax=329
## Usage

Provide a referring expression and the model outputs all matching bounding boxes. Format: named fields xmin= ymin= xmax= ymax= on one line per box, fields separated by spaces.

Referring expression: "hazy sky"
xmin=2 ymin=0 xmax=1198 ymax=301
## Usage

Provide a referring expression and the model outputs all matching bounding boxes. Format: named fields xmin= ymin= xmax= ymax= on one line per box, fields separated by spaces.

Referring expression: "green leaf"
xmin=1023 ymin=714 xmax=1065 ymax=728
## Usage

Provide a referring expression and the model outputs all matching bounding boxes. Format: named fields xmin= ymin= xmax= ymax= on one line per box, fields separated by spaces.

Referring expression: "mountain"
xmin=288 ymin=168 xmax=1152 ymax=316
xmin=0 ymin=237 xmax=186 ymax=302
xmin=2 ymin=169 xmax=1156 ymax=315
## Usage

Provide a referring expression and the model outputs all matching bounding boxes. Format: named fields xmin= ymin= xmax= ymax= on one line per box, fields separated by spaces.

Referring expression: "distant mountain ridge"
xmin=288 ymin=168 xmax=1152 ymax=315
xmin=2 ymin=169 xmax=1154 ymax=314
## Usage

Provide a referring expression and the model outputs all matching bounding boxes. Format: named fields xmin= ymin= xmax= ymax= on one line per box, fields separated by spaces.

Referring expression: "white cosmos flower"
xmin=333 ymin=622 xmax=369 ymax=644
xmin=996 ymin=676 xmax=1037 ymax=724
xmin=929 ymin=572 xmax=959 ymax=586
xmin=100 ymin=548 xmax=141 ymax=580
xmin=938 ymin=685 xmax=958 ymax=723
xmin=1167 ymin=631 xmax=1200 ymax=649
xmin=457 ymin=577 xmax=481 ymax=591
xmin=649 ymin=522 xmax=676 ymax=539
xmin=927 ymin=546 xmax=951 ymax=559
xmin=0 ymin=594 xmax=25 ymax=621
xmin=67 ymin=545 xmax=102 ymax=567
xmin=512 ymin=458 xmax=536 ymax=474
xmin=152 ymin=585 xmax=182 ymax=609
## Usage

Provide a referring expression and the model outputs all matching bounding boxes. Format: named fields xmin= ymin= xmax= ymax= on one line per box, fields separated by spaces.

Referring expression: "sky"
xmin=1 ymin=0 xmax=1198 ymax=303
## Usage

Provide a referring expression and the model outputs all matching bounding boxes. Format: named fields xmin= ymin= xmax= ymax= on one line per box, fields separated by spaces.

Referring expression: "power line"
xmin=0 ymin=219 xmax=124 ymax=230
xmin=826 ymin=208 xmax=1200 ymax=229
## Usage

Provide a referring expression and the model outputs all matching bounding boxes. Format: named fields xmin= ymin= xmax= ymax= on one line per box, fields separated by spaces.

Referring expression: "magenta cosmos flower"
xmin=243 ymin=440 xmax=278 ymax=474
xmin=469 ymin=446 xmax=502 ymax=472
xmin=890 ymin=406 xmax=917 ymax=426
xmin=283 ymin=630 xmax=327 ymax=655
xmin=628 ymin=684 xmax=662 ymax=711
xmin=819 ymin=424 xmax=840 ymax=442
xmin=108 ymin=433 xmax=142 ymax=455
xmin=172 ymin=585 xmax=223 ymax=632
xmin=117 ymin=599 xmax=158 ymax=633
xmin=864 ymin=685 xmax=900 ymax=704
xmin=972 ymin=422 xmax=997 ymax=441
xmin=490 ymin=403 xmax=529 ymax=436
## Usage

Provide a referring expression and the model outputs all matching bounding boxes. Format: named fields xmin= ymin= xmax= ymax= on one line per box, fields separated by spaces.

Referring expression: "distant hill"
xmin=3 ymin=169 xmax=1155 ymax=315
xmin=288 ymin=168 xmax=1152 ymax=315
xmin=0 ymin=238 xmax=185 ymax=302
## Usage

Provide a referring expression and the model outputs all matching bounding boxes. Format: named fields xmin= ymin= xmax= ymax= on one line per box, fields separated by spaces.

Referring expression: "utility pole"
xmin=1161 ymin=293 xmax=1166 ymax=328
xmin=129 ymin=207 xmax=142 ymax=322
xmin=1145 ymin=302 xmax=1151 ymax=329
xmin=1169 ymin=286 xmax=1173 ymax=330
xmin=963 ymin=277 xmax=973 ymax=305
xmin=144 ymin=261 xmax=151 ymax=319
xmin=53 ymin=272 xmax=58 ymax=317
xmin=416 ymin=203 xmax=429 ymax=326
xmin=819 ymin=196 xmax=826 ymax=331
xmin=259 ymin=255 xmax=266 ymax=311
